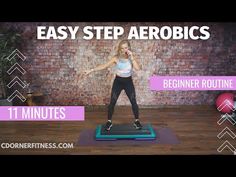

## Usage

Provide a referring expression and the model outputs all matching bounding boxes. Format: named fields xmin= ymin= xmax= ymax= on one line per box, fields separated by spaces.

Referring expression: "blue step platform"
xmin=95 ymin=123 xmax=156 ymax=140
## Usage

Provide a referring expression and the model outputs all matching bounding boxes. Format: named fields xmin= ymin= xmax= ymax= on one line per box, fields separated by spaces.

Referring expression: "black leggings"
xmin=108 ymin=75 xmax=139 ymax=121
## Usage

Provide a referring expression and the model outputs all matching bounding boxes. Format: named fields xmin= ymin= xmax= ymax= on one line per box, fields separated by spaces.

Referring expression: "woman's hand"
xmin=126 ymin=49 xmax=136 ymax=62
xmin=83 ymin=69 xmax=93 ymax=76
xmin=125 ymin=49 xmax=133 ymax=57
xmin=78 ymin=69 xmax=93 ymax=80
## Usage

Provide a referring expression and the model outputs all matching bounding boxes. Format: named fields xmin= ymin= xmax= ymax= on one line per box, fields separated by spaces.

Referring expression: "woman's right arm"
xmin=84 ymin=56 xmax=117 ymax=75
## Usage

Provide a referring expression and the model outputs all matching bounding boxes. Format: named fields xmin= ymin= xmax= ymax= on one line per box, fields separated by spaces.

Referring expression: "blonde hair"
xmin=116 ymin=40 xmax=131 ymax=57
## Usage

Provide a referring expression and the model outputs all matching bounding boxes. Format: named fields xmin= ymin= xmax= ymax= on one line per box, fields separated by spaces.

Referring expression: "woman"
xmin=83 ymin=40 xmax=142 ymax=131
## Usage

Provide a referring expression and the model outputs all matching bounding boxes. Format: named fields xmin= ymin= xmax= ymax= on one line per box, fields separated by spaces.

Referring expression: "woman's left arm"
xmin=130 ymin=52 xmax=141 ymax=71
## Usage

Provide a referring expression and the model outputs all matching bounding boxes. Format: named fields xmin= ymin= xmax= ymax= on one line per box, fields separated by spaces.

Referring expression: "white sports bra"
xmin=115 ymin=58 xmax=132 ymax=77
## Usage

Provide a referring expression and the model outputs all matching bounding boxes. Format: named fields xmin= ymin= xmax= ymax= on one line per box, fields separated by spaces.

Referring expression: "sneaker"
xmin=133 ymin=120 xmax=142 ymax=130
xmin=105 ymin=120 xmax=113 ymax=131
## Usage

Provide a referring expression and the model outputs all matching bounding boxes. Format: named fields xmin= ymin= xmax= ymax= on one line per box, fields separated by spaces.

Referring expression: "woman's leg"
xmin=107 ymin=78 xmax=123 ymax=121
xmin=124 ymin=78 xmax=139 ymax=120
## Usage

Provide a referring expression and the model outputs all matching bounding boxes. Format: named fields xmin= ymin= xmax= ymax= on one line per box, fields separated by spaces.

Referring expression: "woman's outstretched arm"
xmin=83 ymin=56 xmax=117 ymax=76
